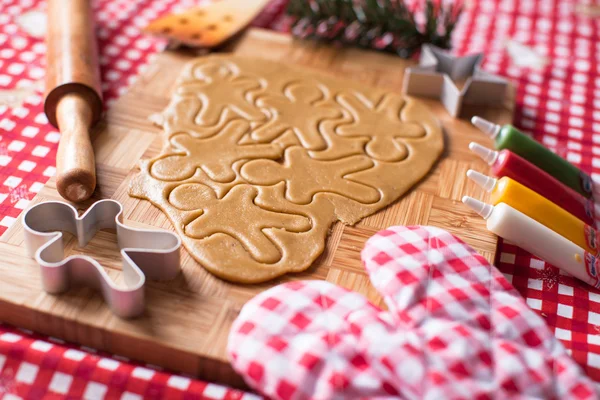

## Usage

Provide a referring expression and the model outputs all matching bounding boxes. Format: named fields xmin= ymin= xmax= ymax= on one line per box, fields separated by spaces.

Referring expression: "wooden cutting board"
xmin=0 ymin=29 xmax=513 ymax=388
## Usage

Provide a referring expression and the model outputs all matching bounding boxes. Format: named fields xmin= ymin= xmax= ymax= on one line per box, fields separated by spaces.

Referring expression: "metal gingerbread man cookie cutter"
xmin=22 ymin=199 xmax=181 ymax=318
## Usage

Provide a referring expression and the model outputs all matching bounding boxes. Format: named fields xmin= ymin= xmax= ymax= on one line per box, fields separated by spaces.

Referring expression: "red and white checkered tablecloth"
xmin=2 ymin=0 xmax=600 ymax=398
xmin=0 ymin=322 xmax=261 ymax=399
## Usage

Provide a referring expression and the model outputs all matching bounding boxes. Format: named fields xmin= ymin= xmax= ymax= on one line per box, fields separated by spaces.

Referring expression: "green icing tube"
xmin=472 ymin=116 xmax=593 ymax=198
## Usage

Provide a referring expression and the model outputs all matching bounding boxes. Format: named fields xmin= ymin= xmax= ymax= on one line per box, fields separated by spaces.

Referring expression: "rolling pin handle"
xmin=55 ymin=93 xmax=96 ymax=203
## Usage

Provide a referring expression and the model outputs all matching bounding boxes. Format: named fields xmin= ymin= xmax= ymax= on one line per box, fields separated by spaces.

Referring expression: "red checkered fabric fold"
xmin=228 ymin=226 xmax=597 ymax=399
xmin=0 ymin=323 xmax=258 ymax=400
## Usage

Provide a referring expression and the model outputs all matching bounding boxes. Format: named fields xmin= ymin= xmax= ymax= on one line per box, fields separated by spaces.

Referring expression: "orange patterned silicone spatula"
xmin=143 ymin=0 xmax=272 ymax=48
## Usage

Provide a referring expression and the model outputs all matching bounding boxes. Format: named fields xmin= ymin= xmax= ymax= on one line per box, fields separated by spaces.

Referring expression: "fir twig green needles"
xmin=286 ymin=0 xmax=463 ymax=58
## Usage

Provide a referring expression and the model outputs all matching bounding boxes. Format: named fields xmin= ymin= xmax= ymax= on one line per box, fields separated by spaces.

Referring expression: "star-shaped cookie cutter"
xmin=402 ymin=44 xmax=508 ymax=117
xmin=22 ymin=199 xmax=181 ymax=318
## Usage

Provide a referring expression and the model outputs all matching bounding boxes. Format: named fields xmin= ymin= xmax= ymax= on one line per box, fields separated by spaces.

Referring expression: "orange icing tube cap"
xmin=467 ymin=170 xmax=599 ymax=254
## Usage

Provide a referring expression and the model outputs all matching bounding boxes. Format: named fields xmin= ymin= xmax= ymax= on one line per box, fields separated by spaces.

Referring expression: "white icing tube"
xmin=463 ymin=196 xmax=600 ymax=288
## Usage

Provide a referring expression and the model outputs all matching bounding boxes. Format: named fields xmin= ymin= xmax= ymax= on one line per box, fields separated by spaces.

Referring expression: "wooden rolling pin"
xmin=44 ymin=0 xmax=103 ymax=203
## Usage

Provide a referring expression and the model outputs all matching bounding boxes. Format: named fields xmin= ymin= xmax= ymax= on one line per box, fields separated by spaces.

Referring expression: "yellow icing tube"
xmin=467 ymin=170 xmax=599 ymax=254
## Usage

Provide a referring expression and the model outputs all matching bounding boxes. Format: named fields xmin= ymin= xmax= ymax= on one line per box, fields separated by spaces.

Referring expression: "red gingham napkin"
xmin=0 ymin=323 xmax=258 ymax=400
xmin=228 ymin=226 xmax=597 ymax=399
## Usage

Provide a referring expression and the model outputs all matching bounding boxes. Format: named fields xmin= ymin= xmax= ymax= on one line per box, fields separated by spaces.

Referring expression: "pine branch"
xmin=286 ymin=0 xmax=463 ymax=58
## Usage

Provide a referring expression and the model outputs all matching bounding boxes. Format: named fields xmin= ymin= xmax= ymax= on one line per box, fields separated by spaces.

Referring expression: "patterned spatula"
xmin=143 ymin=0 xmax=272 ymax=48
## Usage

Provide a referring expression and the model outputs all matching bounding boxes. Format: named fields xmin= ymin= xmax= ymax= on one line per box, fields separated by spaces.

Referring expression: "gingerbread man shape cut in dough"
xmin=151 ymin=119 xmax=284 ymax=183
xmin=251 ymin=81 xmax=343 ymax=150
xmin=240 ymin=146 xmax=380 ymax=205
xmin=336 ymin=92 xmax=426 ymax=162
xmin=228 ymin=226 xmax=596 ymax=399
xmin=177 ymin=60 xmax=267 ymax=126
xmin=169 ymin=183 xmax=311 ymax=264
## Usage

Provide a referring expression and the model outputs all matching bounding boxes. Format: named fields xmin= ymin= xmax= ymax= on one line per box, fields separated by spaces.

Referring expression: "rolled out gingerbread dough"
xmin=130 ymin=55 xmax=443 ymax=283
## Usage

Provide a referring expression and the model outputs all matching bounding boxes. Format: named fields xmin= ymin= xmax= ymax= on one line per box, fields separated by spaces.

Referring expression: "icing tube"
xmin=471 ymin=116 xmax=593 ymax=198
xmin=467 ymin=171 xmax=599 ymax=254
xmin=469 ymin=142 xmax=594 ymax=225
xmin=463 ymin=197 xmax=600 ymax=288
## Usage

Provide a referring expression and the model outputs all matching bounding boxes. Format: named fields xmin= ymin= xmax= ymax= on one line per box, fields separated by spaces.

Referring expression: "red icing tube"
xmin=470 ymin=142 xmax=595 ymax=226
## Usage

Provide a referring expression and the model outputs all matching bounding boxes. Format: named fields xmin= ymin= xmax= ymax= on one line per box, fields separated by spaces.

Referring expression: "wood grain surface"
xmin=0 ymin=29 xmax=513 ymax=388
